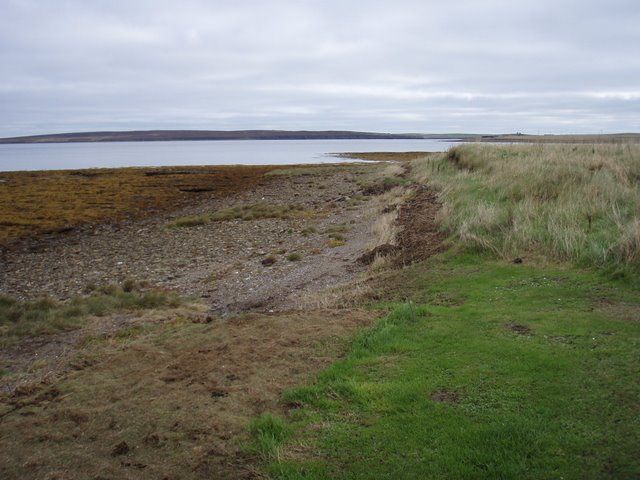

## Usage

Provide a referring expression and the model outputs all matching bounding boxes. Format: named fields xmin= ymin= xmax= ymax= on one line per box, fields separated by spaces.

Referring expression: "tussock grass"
xmin=412 ymin=144 xmax=640 ymax=275
xmin=370 ymin=212 xmax=397 ymax=247
xmin=211 ymin=203 xmax=310 ymax=221
xmin=0 ymin=284 xmax=181 ymax=344
xmin=249 ymin=413 xmax=291 ymax=460
xmin=327 ymin=238 xmax=346 ymax=248
xmin=168 ymin=214 xmax=209 ymax=228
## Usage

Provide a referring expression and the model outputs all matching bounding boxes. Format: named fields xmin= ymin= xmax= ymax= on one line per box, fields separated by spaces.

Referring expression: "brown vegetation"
xmin=0 ymin=309 xmax=374 ymax=479
xmin=0 ymin=165 xmax=283 ymax=246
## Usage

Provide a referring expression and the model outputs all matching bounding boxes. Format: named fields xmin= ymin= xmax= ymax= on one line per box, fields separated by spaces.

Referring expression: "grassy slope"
xmin=257 ymin=144 xmax=640 ymax=479
xmin=261 ymin=253 xmax=640 ymax=479
xmin=414 ymin=144 xmax=640 ymax=276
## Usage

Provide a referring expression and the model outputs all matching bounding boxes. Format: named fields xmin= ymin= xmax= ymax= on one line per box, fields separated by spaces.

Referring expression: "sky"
xmin=1 ymin=0 xmax=639 ymax=137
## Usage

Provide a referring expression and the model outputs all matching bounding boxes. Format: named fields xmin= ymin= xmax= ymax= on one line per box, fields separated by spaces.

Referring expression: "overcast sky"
xmin=1 ymin=0 xmax=639 ymax=136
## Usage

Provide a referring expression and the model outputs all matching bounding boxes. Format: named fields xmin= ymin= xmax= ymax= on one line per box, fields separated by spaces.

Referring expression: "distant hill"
xmin=0 ymin=130 xmax=470 ymax=144
xmin=472 ymin=133 xmax=640 ymax=144
xmin=3 ymin=130 xmax=636 ymax=145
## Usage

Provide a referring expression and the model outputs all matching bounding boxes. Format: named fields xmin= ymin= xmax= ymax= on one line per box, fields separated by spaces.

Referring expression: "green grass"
xmin=249 ymin=413 xmax=292 ymax=460
xmin=0 ymin=284 xmax=182 ymax=344
xmin=412 ymin=144 xmax=640 ymax=276
xmin=257 ymin=253 xmax=640 ymax=479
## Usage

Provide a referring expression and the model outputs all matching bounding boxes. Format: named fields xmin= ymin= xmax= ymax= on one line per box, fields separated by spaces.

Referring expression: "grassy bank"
xmin=253 ymin=144 xmax=640 ymax=478
xmin=257 ymin=253 xmax=640 ymax=479
xmin=413 ymin=144 xmax=640 ymax=276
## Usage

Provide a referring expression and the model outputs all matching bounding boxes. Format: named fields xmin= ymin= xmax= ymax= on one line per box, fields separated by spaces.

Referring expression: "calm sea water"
xmin=0 ymin=139 xmax=458 ymax=172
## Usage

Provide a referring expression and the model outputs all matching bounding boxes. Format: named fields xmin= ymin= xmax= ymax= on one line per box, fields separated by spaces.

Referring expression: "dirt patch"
xmin=430 ymin=390 xmax=461 ymax=404
xmin=592 ymin=298 xmax=640 ymax=322
xmin=394 ymin=185 xmax=446 ymax=265
xmin=505 ymin=322 xmax=533 ymax=335
xmin=0 ymin=309 xmax=375 ymax=480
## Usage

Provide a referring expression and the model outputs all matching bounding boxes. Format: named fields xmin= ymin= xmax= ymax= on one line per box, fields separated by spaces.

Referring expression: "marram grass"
xmin=412 ymin=143 xmax=640 ymax=276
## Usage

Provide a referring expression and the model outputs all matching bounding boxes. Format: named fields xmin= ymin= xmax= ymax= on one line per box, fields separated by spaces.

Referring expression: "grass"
xmin=286 ymin=253 xmax=303 ymax=262
xmin=0 ymin=284 xmax=182 ymax=344
xmin=257 ymin=252 xmax=640 ymax=478
xmin=168 ymin=214 xmax=209 ymax=228
xmin=249 ymin=413 xmax=291 ymax=460
xmin=247 ymin=144 xmax=640 ymax=478
xmin=211 ymin=204 xmax=311 ymax=221
xmin=169 ymin=203 xmax=313 ymax=227
xmin=412 ymin=144 xmax=640 ymax=276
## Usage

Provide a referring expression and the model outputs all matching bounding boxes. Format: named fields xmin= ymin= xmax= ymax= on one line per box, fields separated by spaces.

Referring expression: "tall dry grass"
xmin=412 ymin=143 xmax=640 ymax=275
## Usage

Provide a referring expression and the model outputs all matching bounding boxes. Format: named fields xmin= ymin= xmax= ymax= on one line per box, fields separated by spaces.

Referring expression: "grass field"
xmin=257 ymin=252 xmax=640 ymax=479
xmin=252 ymin=144 xmax=640 ymax=479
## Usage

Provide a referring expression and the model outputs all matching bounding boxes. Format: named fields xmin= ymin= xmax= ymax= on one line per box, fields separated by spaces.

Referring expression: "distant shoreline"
xmin=1 ymin=129 xmax=638 ymax=145
xmin=0 ymin=130 xmax=468 ymax=145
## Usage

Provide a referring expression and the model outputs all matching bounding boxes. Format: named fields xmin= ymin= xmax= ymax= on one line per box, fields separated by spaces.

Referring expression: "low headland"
xmin=1 ymin=129 xmax=639 ymax=145
xmin=0 ymin=130 xmax=460 ymax=144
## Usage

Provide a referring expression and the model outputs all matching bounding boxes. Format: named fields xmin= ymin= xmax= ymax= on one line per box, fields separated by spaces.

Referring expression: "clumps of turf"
xmin=168 ymin=203 xmax=313 ymax=227
xmin=211 ymin=203 xmax=310 ymax=221
xmin=0 ymin=282 xmax=182 ymax=345
xmin=168 ymin=214 xmax=208 ymax=228
xmin=324 ymin=224 xmax=350 ymax=245
xmin=324 ymin=224 xmax=351 ymax=248
xmin=327 ymin=238 xmax=346 ymax=248
xmin=324 ymin=224 xmax=350 ymax=235
xmin=286 ymin=253 xmax=303 ymax=262
xmin=248 ymin=413 xmax=291 ymax=460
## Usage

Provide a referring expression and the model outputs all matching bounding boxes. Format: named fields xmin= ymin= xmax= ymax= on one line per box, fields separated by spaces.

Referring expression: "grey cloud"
xmin=1 ymin=0 xmax=639 ymax=136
